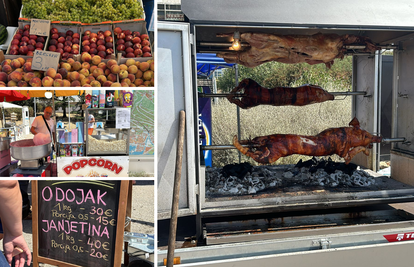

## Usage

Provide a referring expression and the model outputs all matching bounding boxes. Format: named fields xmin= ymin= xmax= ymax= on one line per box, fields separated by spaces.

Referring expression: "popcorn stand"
xmin=56 ymin=92 xmax=131 ymax=177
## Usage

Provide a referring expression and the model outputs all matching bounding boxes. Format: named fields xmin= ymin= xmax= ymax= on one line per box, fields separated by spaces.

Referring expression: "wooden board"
xmin=32 ymin=180 xmax=128 ymax=267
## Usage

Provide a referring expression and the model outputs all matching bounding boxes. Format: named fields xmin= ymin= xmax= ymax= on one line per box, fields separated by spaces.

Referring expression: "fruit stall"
xmin=0 ymin=0 xmax=154 ymax=87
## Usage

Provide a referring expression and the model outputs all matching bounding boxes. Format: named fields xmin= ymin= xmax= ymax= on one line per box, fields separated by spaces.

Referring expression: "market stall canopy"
xmin=197 ymin=53 xmax=234 ymax=78
xmin=18 ymin=90 xmax=84 ymax=98
xmin=0 ymin=102 xmax=23 ymax=109
xmin=0 ymin=90 xmax=30 ymax=102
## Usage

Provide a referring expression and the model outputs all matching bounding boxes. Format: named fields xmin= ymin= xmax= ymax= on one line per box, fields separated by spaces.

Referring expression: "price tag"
xmin=30 ymin=19 xmax=51 ymax=36
xmin=32 ymin=50 xmax=60 ymax=71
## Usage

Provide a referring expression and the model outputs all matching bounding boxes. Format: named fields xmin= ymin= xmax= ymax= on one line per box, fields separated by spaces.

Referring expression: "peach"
xmin=81 ymin=62 xmax=90 ymax=70
xmin=29 ymin=77 xmax=42 ymax=87
xmin=71 ymin=80 xmax=81 ymax=87
xmin=104 ymin=69 xmax=111 ymax=76
xmin=45 ymin=68 xmax=57 ymax=78
xmin=67 ymin=58 xmax=76 ymax=66
xmin=90 ymin=65 xmax=98 ymax=74
xmin=79 ymin=74 xmax=86 ymax=81
xmin=110 ymin=82 xmax=121 ymax=87
xmin=42 ymin=76 xmax=54 ymax=87
xmin=143 ymin=70 xmax=154 ymax=81
xmin=127 ymin=74 xmax=135 ymax=82
xmin=119 ymin=64 xmax=128 ymax=71
xmin=63 ymin=79 xmax=71 ymax=87
xmin=110 ymin=64 xmax=120 ymax=74
xmin=125 ymin=58 xmax=136 ymax=67
xmin=58 ymin=68 xmax=69 ymax=79
xmin=121 ymin=82 xmax=129 ymax=87
xmin=119 ymin=69 xmax=128 ymax=79
xmin=92 ymin=68 xmax=104 ymax=78
xmin=102 ymin=81 xmax=113 ymax=87
xmin=127 ymin=65 xmax=138 ymax=74
xmin=72 ymin=61 xmax=82 ymax=71
xmin=82 ymin=84 xmax=92 ymax=87
xmin=134 ymin=79 xmax=144 ymax=86
xmin=11 ymin=59 xmax=22 ymax=69
xmin=61 ymin=63 xmax=72 ymax=72
xmin=135 ymin=70 xmax=143 ymax=79
xmin=121 ymin=78 xmax=131 ymax=85
xmin=9 ymin=71 xmax=23 ymax=82
xmin=150 ymin=61 xmax=154 ymax=71
xmin=0 ymin=82 xmax=6 ymax=87
xmin=90 ymin=80 xmax=101 ymax=87
xmin=81 ymin=76 xmax=95 ymax=86
xmin=91 ymin=55 xmax=101 ymax=65
xmin=139 ymin=62 xmax=149 ymax=72
xmin=23 ymin=72 xmax=35 ymax=82
xmin=0 ymin=72 xmax=8 ymax=83
xmin=81 ymin=52 xmax=92 ymax=63
xmin=7 ymin=80 xmax=17 ymax=87
xmin=143 ymin=81 xmax=151 ymax=87
xmin=97 ymin=62 xmax=107 ymax=70
xmin=53 ymin=79 xmax=65 ymax=87
xmin=96 ymin=75 xmax=107 ymax=84
xmin=16 ymin=57 xmax=25 ymax=66
xmin=54 ymin=73 xmax=63 ymax=80
xmin=107 ymin=59 xmax=117 ymax=69
xmin=79 ymin=68 xmax=89 ymax=77
xmin=17 ymin=80 xmax=28 ymax=87
xmin=33 ymin=71 xmax=42 ymax=78
xmin=14 ymin=68 xmax=23 ymax=73
xmin=2 ymin=65 xmax=12 ymax=74
xmin=129 ymin=84 xmax=136 ymax=87
xmin=23 ymin=62 xmax=32 ymax=72
xmin=107 ymin=73 xmax=117 ymax=82
xmin=70 ymin=71 xmax=80 ymax=81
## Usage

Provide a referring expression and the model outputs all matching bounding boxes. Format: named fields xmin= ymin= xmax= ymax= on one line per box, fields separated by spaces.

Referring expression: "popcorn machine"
xmin=85 ymin=108 xmax=130 ymax=156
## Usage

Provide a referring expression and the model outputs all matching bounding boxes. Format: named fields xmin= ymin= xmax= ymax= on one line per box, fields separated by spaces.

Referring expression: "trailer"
xmin=157 ymin=0 xmax=414 ymax=265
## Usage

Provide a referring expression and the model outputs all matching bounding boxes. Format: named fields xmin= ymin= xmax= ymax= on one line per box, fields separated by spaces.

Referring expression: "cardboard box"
xmin=112 ymin=21 xmax=153 ymax=64
xmin=5 ymin=20 xmax=49 ymax=60
xmin=47 ymin=22 xmax=82 ymax=61
xmin=80 ymin=22 xmax=116 ymax=62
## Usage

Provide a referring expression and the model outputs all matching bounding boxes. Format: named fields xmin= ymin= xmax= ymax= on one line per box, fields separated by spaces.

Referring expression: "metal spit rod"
xmin=199 ymin=91 xmax=367 ymax=98
xmin=202 ymin=138 xmax=409 ymax=150
xmin=381 ymin=137 xmax=407 ymax=144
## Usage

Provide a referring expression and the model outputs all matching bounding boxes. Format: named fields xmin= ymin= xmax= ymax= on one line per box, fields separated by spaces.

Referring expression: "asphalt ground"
xmin=0 ymin=180 xmax=155 ymax=267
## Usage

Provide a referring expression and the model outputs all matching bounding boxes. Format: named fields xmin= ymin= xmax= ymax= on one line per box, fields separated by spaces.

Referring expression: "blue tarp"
xmin=197 ymin=53 xmax=234 ymax=78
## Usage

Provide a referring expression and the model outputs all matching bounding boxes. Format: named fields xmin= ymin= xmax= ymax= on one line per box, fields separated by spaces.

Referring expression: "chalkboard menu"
xmin=32 ymin=181 xmax=128 ymax=267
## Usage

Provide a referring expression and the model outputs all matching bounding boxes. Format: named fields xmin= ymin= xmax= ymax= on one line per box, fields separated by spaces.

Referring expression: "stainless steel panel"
xmin=158 ymin=22 xmax=197 ymax=219
xmin=352 ymin=54 xmax=379 ymax=170
xmin=395 ymin=39 xmax=414 ymax=153
xmin=10 ymin=139 xmax=51 ymax=161
xmin=182 ymin=0 xmax=414 ymax=30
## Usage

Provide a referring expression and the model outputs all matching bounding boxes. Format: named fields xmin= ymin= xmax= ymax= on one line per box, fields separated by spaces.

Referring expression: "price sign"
xmin=32 ymin=50 xmax=60 ymax=71
xmin=32 ymin=181 xmax=129 ymax=267
xmin=30 ymin=19 xmax=51 ymax=36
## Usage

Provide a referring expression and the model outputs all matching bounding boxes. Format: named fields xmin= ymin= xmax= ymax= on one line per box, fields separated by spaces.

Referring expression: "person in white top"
xmin=88 ymin=114 xmax=95 ymax=135
xmin=30 ymin=106 xmax=56 ymax=143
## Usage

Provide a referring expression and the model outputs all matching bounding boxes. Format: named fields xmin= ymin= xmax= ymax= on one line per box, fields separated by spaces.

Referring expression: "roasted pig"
xmin=233 ymin=117 xmax=382 ymax=164
xmin=217 ymin=32 xmax=378 ymax=68
xmin=227 ymin=78 xmax=334 ymax=109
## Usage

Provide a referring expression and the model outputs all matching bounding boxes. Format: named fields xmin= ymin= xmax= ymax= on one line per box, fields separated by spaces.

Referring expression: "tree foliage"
xmin=216 ymin=56 xmax=353 ymax=92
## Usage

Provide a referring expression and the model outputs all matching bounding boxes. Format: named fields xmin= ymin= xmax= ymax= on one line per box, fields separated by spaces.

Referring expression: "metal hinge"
xmin=312 ymin=238 xmax=332 ymax=249
xmin=195 ymin=184 xmax=200 ymax=195
xmin=190 ymin=33 xmax=194 ymax=45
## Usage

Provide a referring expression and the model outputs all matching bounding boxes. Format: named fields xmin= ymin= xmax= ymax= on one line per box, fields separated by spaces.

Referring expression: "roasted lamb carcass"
xmin=227 ymin=78 xmax=334 ymax=109
xmin=217 ymin=32 xmax=378 ymax=68
xmin=233 ymin=117 xmax=382 ymax=164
